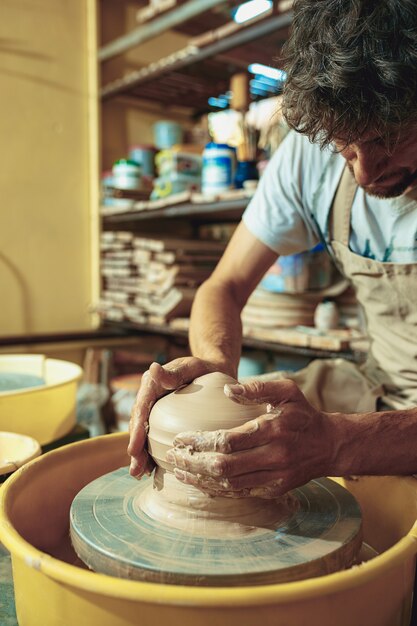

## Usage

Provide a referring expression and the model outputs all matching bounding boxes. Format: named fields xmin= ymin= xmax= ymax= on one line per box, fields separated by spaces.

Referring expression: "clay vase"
xmin=136 ymin=372 xmax=292 ymax=537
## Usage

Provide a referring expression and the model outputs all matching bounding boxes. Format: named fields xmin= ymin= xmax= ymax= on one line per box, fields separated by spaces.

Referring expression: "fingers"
xmin=166 ymin=442 xmax=284 ymax=478
xmin=128 ymin=369 xmax=157 ymax=458
xmin=173 ymin=468 xmax=290 ymax=499
xmin=129 ymin=452 xmax=155 ymax=479
xmin=157 ymin=357 xmax=216 ymax=389
xmin=173 ymin=410 xmax=284 ymax=454
xmin=167 ymin=427 xmax=294 ymax=478
xmin=224 ymin=378 xmax=300 ymax=408
xmin=128 ymin=357 xmax=219 ymax=478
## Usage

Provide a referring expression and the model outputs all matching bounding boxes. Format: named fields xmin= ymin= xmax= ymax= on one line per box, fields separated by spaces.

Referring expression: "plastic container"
xmin=151 ymin=172 xmax=201 ymax=199
xmin=153 ymin=121 xmax=183 ymax=150
xmin=1 ymin=432 xmax=417 ymax=626
xmin=202 ymin=143 xmax=235 ymax=196
xmin=156 ymin=148 xmax=202 ymax=178
xmin=0 ymin=431 xmax=41 ymax=482
xmin=112 ymin=159 xmax=141 ymax=191
xmin=237 ymin=352 xmax=268 ymax=378
xmin=129 ymin=145 xmax=156 ymax=178
xmin=234 ymin=160 xmax=259 ymax=189
xmin=0 ymin=355 xmax=82 ymax=445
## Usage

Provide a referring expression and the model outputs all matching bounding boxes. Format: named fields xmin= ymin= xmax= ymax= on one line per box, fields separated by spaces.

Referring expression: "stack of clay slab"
xmin=98 ymin=231 xmax=225 ymax=325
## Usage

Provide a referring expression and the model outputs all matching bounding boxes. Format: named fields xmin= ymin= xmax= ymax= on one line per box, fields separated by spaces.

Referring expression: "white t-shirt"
xmin=243 ymin=130 xmax=417 ymax=262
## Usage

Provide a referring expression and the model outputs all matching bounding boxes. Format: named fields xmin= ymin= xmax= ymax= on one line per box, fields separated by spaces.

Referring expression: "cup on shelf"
xmin=129 ymin=145 xmax=156 ymax=178
xmin=153 ymin=121 xmax=184 ymax=150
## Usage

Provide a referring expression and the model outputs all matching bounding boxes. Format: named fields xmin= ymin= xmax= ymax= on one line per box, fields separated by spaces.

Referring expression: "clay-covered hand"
xmin=166 ymin=379 xmax=336 ymax=498
xmin=128 ymin=357 xmax=221 ymax=479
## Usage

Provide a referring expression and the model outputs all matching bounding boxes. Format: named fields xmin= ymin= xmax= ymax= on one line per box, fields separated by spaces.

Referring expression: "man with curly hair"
xmin=129 ymin=0 xmax=417 ymax=500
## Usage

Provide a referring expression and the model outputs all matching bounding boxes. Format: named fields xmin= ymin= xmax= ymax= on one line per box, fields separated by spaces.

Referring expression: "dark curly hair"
xmin=281 ymin=0 xmax=417 ymax=149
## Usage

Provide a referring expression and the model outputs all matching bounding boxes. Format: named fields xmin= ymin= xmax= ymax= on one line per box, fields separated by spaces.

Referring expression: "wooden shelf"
xmin=99 ymin=0 xmax=234 ymax=62
xmin=101 ymin=196 xmax=249 ymax=223
xmin=102 ymin=321 xmax=364 ymax=363
xmin=100 ymin=10 xmax=292 ymax=108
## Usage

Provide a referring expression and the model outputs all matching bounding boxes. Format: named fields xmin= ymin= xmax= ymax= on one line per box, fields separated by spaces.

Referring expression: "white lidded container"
xmin=202 ymin=143 xmax=235 ymax=196
xmin=112 ymin=159 xmax=142 ymax=191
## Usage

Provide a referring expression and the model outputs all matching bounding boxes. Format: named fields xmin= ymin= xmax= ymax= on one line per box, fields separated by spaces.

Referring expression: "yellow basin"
xmin=0 ymin=431 xmax=41 ymax=479
xmin=0 ymin=432 xmax=416 ymax=626
xmin=0 ymin=354 xmax=82 ymax=445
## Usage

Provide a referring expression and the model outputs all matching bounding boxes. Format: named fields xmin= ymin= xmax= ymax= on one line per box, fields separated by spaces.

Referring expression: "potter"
xmin=129 ymin=0 xmax=417 ymax=504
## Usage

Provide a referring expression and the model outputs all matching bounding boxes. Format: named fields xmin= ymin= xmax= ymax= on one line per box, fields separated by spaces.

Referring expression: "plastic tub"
xmin=0 ymin=432 xmax=416 ymax=626
xmin=0 ymin=355 xmax=82 ymax=445
xmin=0 ymin=431 xmax=41 ymax=481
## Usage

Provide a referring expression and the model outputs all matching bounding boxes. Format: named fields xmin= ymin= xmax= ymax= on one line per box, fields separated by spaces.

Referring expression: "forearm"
xmin=329 ymin=407 xmax=417 ymax=475
xmin=189 ymin=278 xmax=244 ymax=378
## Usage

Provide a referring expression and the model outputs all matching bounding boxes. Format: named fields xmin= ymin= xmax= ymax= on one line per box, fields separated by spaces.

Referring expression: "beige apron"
xmin=257 ymin=166 xmax=417 ymax=414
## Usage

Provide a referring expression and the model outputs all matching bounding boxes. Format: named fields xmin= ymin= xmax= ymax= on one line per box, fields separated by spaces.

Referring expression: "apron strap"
xmin=330 ymin=165 xmax=358 ymax=246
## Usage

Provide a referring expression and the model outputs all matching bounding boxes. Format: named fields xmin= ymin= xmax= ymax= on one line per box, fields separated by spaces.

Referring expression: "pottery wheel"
xmin=70 ymin=467 xmax=362 ymax=586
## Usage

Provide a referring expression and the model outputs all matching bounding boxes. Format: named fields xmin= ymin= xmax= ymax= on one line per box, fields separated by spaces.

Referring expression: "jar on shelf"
xmin=153 ymin=120 xmax=184 ymax=150
xmin=112 ymin=159 xmax=142 ymax=191
xmin=201 ymin=143 xmax=235 ymax=196
xmin=129 ymin=145 xmax=156 ymax=178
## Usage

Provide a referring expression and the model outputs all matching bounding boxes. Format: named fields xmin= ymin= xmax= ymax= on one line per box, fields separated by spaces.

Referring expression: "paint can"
xmin=202 ymin=143 xmax=235 ymax=196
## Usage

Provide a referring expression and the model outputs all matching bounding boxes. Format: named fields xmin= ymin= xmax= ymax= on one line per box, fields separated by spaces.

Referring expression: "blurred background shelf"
xmin=101 ymin=320 xmax=364 ymax=363
xmin=100 ymin=1 xmax=292 ymax=114
xmin=101 ymin=194 xmax=250 ymax=222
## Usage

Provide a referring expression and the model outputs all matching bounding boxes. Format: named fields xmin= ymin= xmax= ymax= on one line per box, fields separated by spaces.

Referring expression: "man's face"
xmin=333 ymin=129 xmax=417 ymax=198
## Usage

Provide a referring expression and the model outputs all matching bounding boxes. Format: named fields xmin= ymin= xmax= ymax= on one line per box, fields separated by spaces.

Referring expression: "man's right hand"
xmin=127 ymin=357 xmax=222 ymax=479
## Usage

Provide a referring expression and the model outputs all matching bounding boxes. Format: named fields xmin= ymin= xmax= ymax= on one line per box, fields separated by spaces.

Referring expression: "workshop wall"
xmin=0 ymin=0 xmax=98 ymax=336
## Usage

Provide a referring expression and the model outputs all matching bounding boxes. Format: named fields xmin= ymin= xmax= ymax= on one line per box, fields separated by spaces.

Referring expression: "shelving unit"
xmin=100 ymin=1 xmax=292 ymax=114
xmin=100 ymin=197 xmax=363 ymax=363
xmin=101 ymin=194 xmax=250 ymax=222
xmin=103 ymin=319 xmax=363 ymax=363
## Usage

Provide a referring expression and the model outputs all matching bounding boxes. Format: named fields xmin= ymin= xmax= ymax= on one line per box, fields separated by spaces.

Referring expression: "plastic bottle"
xmin=202 ymin=143 xmax=235 ymax=196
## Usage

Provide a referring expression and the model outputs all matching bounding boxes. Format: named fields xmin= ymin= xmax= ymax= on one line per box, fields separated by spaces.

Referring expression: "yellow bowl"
xmin=1 ymin=432 xmax=417 ymax=626
xmin=0 ymin=431 xmax=41 ymax=478
xmin=0 ymin=354 xmax=82 ymax=445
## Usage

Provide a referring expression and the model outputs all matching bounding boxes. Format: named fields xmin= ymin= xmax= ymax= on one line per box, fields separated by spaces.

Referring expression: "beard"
xmin=347 ymin=163 xmax=417 ymax=198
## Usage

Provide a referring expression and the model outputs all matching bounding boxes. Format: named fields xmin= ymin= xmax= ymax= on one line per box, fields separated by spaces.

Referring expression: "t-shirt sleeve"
xmin=242 ymin=131 xmax=321 ymax=256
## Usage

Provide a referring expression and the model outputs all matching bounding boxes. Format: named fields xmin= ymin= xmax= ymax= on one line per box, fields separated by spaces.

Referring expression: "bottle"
xmin=202 ymin=143 xmax=235 ymax=196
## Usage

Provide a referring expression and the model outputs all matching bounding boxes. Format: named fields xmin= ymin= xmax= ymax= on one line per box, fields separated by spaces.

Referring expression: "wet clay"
xmin=139 ymin=372 xmax=298 ymax=537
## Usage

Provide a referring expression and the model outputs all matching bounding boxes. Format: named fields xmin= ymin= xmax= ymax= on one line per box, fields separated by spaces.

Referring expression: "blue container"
xmin=129 ymin=145 xmax=156 ymax=178
xmin=202 ymin=143 xmax=235 ymax=196
xmin=153 ymin=121 xmax=183 ymax=150
xmin=234 ymin=160 xmax=259 ymax=189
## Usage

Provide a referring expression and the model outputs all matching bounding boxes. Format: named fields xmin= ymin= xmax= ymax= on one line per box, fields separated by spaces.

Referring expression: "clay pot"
xmin=147 ymin=371 xmax=266 ymax=470
xmin=138 ymin=372 xmax=276 ymax=536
